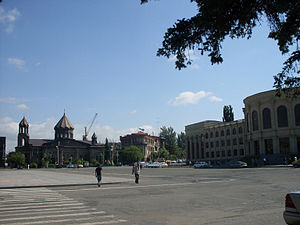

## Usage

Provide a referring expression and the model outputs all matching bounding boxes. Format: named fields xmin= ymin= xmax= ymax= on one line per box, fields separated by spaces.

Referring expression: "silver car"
xmin=283 ymin=191 xmax=300 ymax=225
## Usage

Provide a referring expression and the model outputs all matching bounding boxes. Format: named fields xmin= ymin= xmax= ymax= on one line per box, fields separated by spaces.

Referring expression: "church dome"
xmin=54 ymin=113 xmax=74 ymax=130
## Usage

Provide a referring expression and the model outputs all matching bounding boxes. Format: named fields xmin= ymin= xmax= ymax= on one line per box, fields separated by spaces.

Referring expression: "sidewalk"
xmin=0 ymin=169 xmax=131 ymax=189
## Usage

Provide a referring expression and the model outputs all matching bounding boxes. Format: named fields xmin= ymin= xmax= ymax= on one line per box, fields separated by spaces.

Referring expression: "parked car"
xmin=66 ymin=164 xmax=76 ymax=168
xmin=194 ymin=161 xmax=209 ymax=168
xmin=283 ymin=191 xmax=300 ymax=225
xmin=147 ymin=162 xmax=161 ymax=168
xmin=228 ymin=160 xmax=247 ymax=168
xmin=116 ymin=162 xmax=122 ymax=166
xmin=292 ymin=161 xmax=300 ymax=168
xmin=160 ymin=162 xmax=168 ymax=168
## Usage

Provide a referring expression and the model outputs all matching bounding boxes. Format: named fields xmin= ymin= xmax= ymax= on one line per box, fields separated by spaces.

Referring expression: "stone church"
xmin=15 ymin=113 xmax=105 ymax=166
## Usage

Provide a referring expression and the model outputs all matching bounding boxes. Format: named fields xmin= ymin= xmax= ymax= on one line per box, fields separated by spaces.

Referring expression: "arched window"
xmin=252 ymin=110 xmax=259 ymax=131
xmin=295 ymin=104 xmax=300 ymax=126
xmin=262 ymin=108 xmax=272 ymax=129
xmin=226 ymin=129 xmax=230 ymax=136
xmin=215 ymin=131 xmax=219 ymax=137
xmin=277 ymin=105 xmax=288 ymax=127
xmin=238 ymin=127 xmax=243 ymax=134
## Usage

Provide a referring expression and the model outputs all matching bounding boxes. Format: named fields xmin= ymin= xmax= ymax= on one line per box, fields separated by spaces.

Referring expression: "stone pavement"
xmin=0 ymin=168 xmax=131 ymax=189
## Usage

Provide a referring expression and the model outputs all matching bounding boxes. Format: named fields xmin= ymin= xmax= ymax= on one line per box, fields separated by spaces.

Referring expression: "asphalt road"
xmin=1 ymin=166 xmax=299 ymax=225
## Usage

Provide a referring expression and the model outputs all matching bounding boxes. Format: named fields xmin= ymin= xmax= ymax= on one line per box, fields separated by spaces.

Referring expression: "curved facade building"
xmin=243 ymin=90 xmax=300 ymax=163
xmin=186 ymin=90 xmax=300 ymax=165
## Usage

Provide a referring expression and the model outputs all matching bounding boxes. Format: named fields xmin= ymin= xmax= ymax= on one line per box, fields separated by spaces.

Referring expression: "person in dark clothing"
xmin=132 ymin=162 xmax=140 ymax=184
xmin=95 ymin=164 xmax=102 ymax=187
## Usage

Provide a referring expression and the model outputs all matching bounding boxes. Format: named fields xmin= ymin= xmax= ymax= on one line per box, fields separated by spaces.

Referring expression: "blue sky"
xmin=0 ymin=0 xmax=288 ymax=152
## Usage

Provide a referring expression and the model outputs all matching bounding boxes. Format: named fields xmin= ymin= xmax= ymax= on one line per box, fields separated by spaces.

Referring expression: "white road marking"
xmin=0 ymin=202 xmax=84 ymax=211
xmin=0 ymin=211 xmax=106 ymax=222
xmin=0 ymin=207 xmax=93 ymax=216
xmin=0 ymin=199 xmax=78 ymax=207
xmin=78 ymin=219 xmax=128 ymax=225
xmin=3 ymin=215 xmax=116 ymax=225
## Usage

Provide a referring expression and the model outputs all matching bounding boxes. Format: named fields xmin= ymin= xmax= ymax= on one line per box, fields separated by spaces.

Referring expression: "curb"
xmin=0 ymin=181 xmax=127 ymax=189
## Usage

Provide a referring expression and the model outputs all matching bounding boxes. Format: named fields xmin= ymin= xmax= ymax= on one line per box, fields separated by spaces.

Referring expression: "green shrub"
xmin=30 ymin=162 xmax=38 ymax=168
xmin=48 ymin=164 xmax=56 ymax=168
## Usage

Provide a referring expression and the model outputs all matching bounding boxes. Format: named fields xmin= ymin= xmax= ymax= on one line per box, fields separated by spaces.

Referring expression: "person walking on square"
xmin=95 ymin=164 xmax=102 ymax=187
xmin=132 ymin=162 xmax=140 ymax=184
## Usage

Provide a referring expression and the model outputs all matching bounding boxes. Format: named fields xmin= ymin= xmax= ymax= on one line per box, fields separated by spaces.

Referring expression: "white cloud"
xmin=209 ymin=96 xmax=223 ymax=102
xmin=0 ymin=6 xmax=21 ymax=33
xmin=130 ymin=110 xmax=137 ymax=114
xmin=16 ymin=104 xmax=29 ymax=110
xmin=8 ymin=58 xmax=26 ymax=69
xmin=169 ymin=91 xmax=223 ymax=106
xmin=0 ymin=97 xmax=17 ymax=104
xmin=35 ymin=62 xmax=41 ymax=66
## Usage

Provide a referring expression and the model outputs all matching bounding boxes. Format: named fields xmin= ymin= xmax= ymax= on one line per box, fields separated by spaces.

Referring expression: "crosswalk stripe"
xmin=0 ymin=211 xmax=106 ymax=222
xmin=0 ymin=205 xmax=89 ymax=214
xmin=1 ymin=198 xmax=74 ymax=203
xmin=0 ymin=199 xmax=79 ymax=207
xmin=0 ymin=207 xmax=93 ymax=217
xmin=0 ymin=202 xmax=84 ymax=211
xmin=3 ymin=214 xmax=116 ymax=225
xmin=78 ymin=219 xmax=128 ymax=225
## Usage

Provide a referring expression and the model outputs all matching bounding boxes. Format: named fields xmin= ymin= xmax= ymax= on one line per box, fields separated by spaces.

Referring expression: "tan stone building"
xmin=186 ymin=90 xmax=300 ymax=165
xmin=120 ymin=132 xmax=161 ymax=160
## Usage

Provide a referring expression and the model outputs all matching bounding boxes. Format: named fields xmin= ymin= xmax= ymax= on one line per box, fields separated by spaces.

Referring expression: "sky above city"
xmin=0 ymin=0 xmax=289 ymax=152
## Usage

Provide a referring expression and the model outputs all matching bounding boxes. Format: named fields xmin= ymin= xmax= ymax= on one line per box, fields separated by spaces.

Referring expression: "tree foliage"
xmin=141 ymin=0 xmax=300 ymax=93
xmin=7 ymin=152 xmax=25 ymax=168
xmin=120 ymin=146 xmax=143 ymax=164
xmin=223 ymin=105 xmax=234 ymax=122
xmin=159 ymin=126 xmax=178 ymax=155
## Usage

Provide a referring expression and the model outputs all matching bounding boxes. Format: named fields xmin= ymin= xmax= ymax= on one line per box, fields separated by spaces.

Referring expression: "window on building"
xmin=226 ymin=129 xmax=230 ymax=136
xmin=216 ymin=151 xmax=220 ymax=157
xmin=262 ymin=108 xmax=272 ymax=129
xmin=277 ymin=105 xmax=288 ymax=127
xmin=239 ymin=137 xmax=243 ymax=145
xmin=264 ymin=139 xmax=273 ymax=155
xmin=227 ymin=150 xmax=232 ymax=157
xmin=221 ymin=140 xmax=225 ymax=147
xmin=210 ymin=132 xmax=213 ymax=138
xmin=279 ymin=138 xmax=290 ymax=154
xmin=233 ymin=138 xmax=237 ymax=145
xmin=205 ymin=133 xmax=208 ymax=139
xmin=232 ymin=128 xmax=236 ymax=135
xmin=215 ymin=131 xmax=219 ymax=137
xmin=247 ymin=113 xmax=250 ymax=132
xmin=295 ymin=104 xmax=300 ymax=126
xmin=196 ymin=142 xmax=200 ymax=159
xmin=216 ymin=141 xmax=219 ymax=147
xmin=239 ymin=127 xmax=243 ymax=134
xmin=252 ymin=110 xmax=259 ymax=131
xmin=210 ymin=142 xmax=214 ymax=148
xmin=221 ymin=130 xmax=224 ymax=136
xmin=234 ymin=149 xmax=238 ymax=156
xmin=206 ymin=142 xmax=209 ymax=148
xmin=226 ymin=139 xmax=231 ymax=146
xmin=206 ymin=152 xmax=209 ymax=158
xmin=211 ymin=152 xmax=215 ymax=158
xmin=222 ymin=150 xmax=225 ymax=157
xmin=240 ymin=149 xmax=244 ymax=156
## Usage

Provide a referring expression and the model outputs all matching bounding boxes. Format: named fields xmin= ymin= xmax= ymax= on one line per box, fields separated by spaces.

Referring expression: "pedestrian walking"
xmin=132 ymin=162 xmax=140 ymax=184
xmin=95 ymin=164 xmax=102 ymax=187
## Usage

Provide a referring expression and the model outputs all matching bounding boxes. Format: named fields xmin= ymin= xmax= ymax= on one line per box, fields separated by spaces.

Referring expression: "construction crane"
xmin=83 ymin=113 xmax=98 ymax=141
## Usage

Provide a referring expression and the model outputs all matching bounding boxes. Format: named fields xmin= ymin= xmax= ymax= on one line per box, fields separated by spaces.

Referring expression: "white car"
xmin=283 ymin=191 xmax=300 ymax=225
xmin=147 ymin=162 xmax=161 ymax=168
xmin=194 ymin=162 xmax=209 ymax=168
xmin=160 ymin=162 xmax=168 ymax=168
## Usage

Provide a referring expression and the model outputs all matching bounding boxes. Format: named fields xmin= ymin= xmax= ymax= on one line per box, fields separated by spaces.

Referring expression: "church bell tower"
xmin=18 ymin=117 xmax=29 ymax=147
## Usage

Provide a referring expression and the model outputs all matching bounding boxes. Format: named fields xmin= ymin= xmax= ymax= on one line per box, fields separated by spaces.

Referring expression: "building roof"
xmin=54 ymin=113 xmax=74 ymax=130
xmin=29 ymin=139 xmax=53 ymax=146
xmin=19 ymin=117 xmax=29 ymax=127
